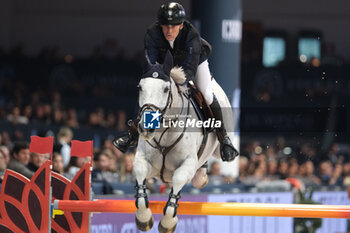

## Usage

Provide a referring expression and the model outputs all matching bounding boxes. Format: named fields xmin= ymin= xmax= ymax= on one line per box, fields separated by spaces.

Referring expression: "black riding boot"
xmin=112 ymin=120 xmax=139 ymax=153
xmin=210 ymin=95 xmax=239 ymax=162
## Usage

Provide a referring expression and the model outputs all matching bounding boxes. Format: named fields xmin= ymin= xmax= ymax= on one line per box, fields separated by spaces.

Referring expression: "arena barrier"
xmin=54 ymin=199 xmax=350 ymax=219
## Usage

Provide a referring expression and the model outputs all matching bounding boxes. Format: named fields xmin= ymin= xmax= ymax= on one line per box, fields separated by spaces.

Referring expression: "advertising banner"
xmin=313 ymin=191 xmax=350 ymax=233
xmin=207 ymin=192 xmax=294 ymax=233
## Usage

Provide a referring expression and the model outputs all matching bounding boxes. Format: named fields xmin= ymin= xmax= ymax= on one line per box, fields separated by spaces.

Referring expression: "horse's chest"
xmin=164 ymin=153 xmax=184 ymax=171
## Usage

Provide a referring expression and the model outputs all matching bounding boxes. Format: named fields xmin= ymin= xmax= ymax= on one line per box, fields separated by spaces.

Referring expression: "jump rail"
xmin=54 ymin=200 xmax=350 ymax=219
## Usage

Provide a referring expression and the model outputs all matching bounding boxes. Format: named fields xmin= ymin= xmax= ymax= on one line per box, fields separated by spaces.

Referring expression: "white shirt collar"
xmin=168 ymin=40 xmax=175 ymax=49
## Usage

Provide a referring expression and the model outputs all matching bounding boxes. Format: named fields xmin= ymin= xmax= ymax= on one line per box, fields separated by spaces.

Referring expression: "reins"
xmin=139 ymin=78 xmax=190 ymax=183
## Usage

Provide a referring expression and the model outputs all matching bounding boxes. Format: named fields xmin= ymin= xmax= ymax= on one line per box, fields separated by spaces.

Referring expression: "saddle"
xmin=187 ymin=81 xmax=214 ymax=126
xmin=185 ymin=81 xmax=215 ymax=158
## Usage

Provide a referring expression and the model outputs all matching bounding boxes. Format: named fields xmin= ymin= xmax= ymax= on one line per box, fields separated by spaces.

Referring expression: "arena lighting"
xmin=298 ymin=30 xmax=322 ymax=63
xmin=262 ymin=30 xmax=287 ymax=67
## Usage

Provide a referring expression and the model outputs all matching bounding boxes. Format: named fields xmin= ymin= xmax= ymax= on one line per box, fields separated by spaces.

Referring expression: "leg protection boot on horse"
xmin=112 ymin=119 xmax=139 ymax=153
xmin=210 ymin=95 xmax=239 ymax=162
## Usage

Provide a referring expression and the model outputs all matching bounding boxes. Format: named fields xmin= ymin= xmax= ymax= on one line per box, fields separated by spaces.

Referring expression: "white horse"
xmin=133 ymin=51 xmax=235 ymax=233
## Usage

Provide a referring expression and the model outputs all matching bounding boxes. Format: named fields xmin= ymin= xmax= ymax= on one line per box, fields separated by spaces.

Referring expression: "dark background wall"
xmin=242 ymin=0 xmax=350 ymax=62
xmin=0 ymin=0 xmax=191 ymax=58
xmin=0 ymin=0 xmax=349 ymax=61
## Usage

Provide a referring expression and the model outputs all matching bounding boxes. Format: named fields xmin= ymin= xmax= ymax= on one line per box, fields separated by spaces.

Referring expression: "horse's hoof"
xmin=158 ymin=221 xmax=177 ymax=233
xmin=198 ymin=175 xmax=209 ymax=189
xmin=135 ymin=215 xmax=154 ymax=232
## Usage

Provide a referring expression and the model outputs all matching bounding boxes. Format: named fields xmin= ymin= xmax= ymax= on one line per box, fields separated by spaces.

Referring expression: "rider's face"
xmin=161 ymin=24 xmax=183 ymax=41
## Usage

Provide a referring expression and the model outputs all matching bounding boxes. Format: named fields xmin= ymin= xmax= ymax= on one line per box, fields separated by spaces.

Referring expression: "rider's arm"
xmin=181 ymin=28 xmax=202 ymax=82
xmin=144 ymin=28 xmax=159 ymax=64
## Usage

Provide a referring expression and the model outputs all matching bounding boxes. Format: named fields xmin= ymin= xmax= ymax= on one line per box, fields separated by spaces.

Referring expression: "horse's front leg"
xmin=133 ymin=151 xmax=154 ymax=231
xmin=158 ymin=156 xmax=197 ymax=233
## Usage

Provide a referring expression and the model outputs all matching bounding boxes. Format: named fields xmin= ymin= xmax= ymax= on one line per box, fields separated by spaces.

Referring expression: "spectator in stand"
xmin=116 ymin=110 xmax=127 ymax=132
xmin=88 ymin=111 xmax=100 ymax=128
xmin=52 ymin=152 xmax=64 ymax=175
xmin=0 ymin=150 xmax=7 ymax=183
xmin=54 ymin=126 xmax=73 ymax=168
xmin=32 ymin=104 xmax=47 ymax=124
xmin=27 ymin=152 xmax=50 ymax=172
xmin=0 ymin=145 xmax=10 ymax=165
xmin=299 ymin=161 xmax=321 ymax=185
xmin=343 ymin=160 xmax=350 ymax=183
xmin=244 ymin=155 xmax=268 ymax=185
xmin=297 ymin=143 xmax=318 ymax=165
xmin=23 ymin=105 xmax=33 ymax=122
xmin=208 ymin=161 xmax=234 ymax=184
xmin=267 ymin=158 xmax=279 ymax=180
xmin=329 ymin=163 xmax=343 ymax=186
xmin=7 ymin=141 xmax=34 ymax=179
xmin=238 ymin=156 xmax=249 ymax=183
xmin=95 ymin=108 xmax=106 ymax=128
xmin=102 ymin=148 xmax=119 ymax=173
xmin=276 ymin=159 xmax=288 ymax=179
xmin=52 ymin=107 xmax=65 ymax=125
xmin=7 ymin=106 xmax=28 ymax=125
xmin=119 ymin=153 xmax=136 ymax=183
xmin=287 ymin=158 xmax=299 ymax=178
xmin=65 ymin=108 xmax=79 ymax=128
xmin=51 ymin=91 xmax=62 ymax=109
xmin=102 ymin=138 xmax=124 ymax=162
xmin=92 ymin=151 xmax=119 ymax=183
xmin=43 ymin=103 xmax=53 ymax=123
xmin=64 ymin=156 xmax=90 ymax=180
xmin=0 ymin=131 xmax=12 ymax=148
xmin=318 ymin=160 xmax=333 ymax=185
xmin=327 ymin=143 xmax=341 ymax=164
xmin=105 ymin=112 xmax=117 ymax=129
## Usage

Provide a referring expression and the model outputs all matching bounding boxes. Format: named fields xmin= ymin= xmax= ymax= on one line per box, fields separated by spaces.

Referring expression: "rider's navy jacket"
xmin=144 ymin=20 xmax=211 ymax=81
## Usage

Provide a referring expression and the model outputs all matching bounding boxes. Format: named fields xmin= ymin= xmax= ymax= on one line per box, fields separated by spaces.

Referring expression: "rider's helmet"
xmin=157 ymin=2 xmax=186 ymax=25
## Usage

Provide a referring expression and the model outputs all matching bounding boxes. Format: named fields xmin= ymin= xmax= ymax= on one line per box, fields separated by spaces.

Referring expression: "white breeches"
xmin=193 ymin=60 xmax=214 ymax=105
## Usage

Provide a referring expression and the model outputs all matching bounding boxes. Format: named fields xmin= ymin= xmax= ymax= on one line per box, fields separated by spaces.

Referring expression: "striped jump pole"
xmin=54 ymin=200 xmax=350 ymax=219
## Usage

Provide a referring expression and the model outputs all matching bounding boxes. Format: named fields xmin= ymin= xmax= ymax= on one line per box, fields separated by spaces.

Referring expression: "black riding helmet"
xmin=157 ymin=2 xmax=186 ymax=25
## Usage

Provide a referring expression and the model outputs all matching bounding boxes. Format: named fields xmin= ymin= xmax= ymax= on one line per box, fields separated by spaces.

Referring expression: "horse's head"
xmin=138 ymin=51 xmax=174 ymax=140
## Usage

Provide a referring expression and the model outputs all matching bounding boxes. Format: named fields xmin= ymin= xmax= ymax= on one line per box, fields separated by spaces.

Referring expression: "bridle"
xmin=137 ymin=77 xmax=189 ymax=183
xmin=137 ymin=80 xmax=173 ymax=122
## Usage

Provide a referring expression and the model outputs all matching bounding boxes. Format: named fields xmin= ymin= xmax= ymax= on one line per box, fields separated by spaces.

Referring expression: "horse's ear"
xmin=142 ymin=53 xmax=153 ymax=74
xmin=163 ymin=50 xmax=173 ymax=77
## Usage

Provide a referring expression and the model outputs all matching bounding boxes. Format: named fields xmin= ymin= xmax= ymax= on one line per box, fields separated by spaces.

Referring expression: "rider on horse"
xmin=113 ymin=2 xmax=239 ymax=162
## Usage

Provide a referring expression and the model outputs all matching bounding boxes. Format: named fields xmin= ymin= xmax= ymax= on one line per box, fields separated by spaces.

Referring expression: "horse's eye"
xmin=164 ymin=87 xmax=169 ymax=93
xmin=137 ymin=85 xmax=142 ymax=91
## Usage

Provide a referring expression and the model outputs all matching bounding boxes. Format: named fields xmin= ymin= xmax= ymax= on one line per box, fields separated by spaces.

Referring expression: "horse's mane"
xmin=170 ymin=66 xmax=186 ymax=84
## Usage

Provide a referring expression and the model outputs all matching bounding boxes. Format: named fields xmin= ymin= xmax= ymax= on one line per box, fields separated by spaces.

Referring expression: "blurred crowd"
xmin=207 ymin=140 xmax=350 ymax=189
xmin=1 ymin=125 xmax=350 ymax=194
xmin=0 ymin=126 xmax=136 ymax=187
xmin=1 ymin=44 xmax=350 ymax=194
xmin=0 ymin=90 xmax=128 ymax=131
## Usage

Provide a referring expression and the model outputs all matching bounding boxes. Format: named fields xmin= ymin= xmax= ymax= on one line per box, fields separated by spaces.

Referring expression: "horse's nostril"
xmin=149 ymin=129 xmax=155 ymax=133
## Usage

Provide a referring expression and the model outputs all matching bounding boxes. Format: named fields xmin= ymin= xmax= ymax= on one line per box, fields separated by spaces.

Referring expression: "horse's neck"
xmin=152 ymin=80 xmax=187 ymax=144
xmin=170 ymin=78 xmax=185 ymax=108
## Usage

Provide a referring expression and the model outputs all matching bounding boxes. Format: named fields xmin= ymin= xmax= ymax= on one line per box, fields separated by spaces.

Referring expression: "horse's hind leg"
xmin=192 ymin=162 xmax=209 ymax=189
xmin=158 ymin=157 xmax=196 ymax=233
xmin=134 ymin=154 xmax=154 ymax=231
